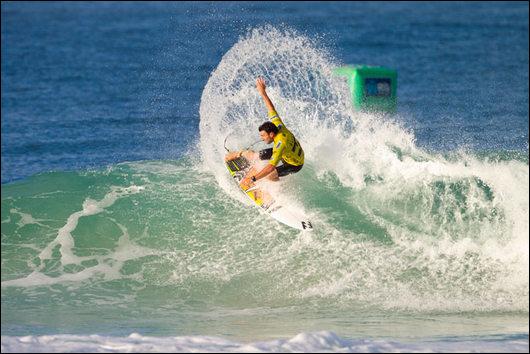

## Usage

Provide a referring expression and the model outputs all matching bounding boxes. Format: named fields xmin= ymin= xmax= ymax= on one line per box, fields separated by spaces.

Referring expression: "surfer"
xmin=225 ymin=78 xmax=305 ymax=189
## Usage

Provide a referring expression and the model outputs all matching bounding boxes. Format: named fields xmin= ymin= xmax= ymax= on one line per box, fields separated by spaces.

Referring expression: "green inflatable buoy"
xmin=334 ymin=65 xmax=397 ymax=113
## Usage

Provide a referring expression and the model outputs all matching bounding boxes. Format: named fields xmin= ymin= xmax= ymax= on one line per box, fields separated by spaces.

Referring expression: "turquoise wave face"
xmin=1 ymin=153 xmax=528 ymax=337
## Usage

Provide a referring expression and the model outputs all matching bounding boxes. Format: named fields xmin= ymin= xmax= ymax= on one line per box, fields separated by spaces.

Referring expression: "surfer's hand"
xmin=256 ymin=77 xmax=267 ymax=95
xmin=224 ymin=151 xmax=240 ymax=162
xmin=240 ymin=176 xmax=252 ymax=190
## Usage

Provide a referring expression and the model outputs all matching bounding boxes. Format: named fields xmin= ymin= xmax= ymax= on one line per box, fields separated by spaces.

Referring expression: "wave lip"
xmin=2 ymin=331 xmax=529 ymax=353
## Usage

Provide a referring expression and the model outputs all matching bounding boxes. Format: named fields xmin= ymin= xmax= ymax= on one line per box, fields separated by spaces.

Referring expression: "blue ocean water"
xmin=2 ymin=1 xmax=528 ymax=183
xmin=1 ymin=2 xmax=528 ymax=353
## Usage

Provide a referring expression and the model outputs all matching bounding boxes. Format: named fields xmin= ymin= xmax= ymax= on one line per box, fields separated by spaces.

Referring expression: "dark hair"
xmin=258 ymin=121 xmax=278 ymax=134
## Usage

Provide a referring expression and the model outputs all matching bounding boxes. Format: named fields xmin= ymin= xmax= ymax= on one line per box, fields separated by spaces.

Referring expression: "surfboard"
xmin=225 ymin=156 xmax=313 ymax=231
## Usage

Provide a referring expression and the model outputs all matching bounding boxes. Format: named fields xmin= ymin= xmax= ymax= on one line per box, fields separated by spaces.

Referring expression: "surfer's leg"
xmin=241 ymin=150 xmax=258 ymax=161
xmin=275 ymin=163 xmax=303 ymax=178
xmin=265 ymin=169 xmax=279 ymax=181
xmin=246 ymin=166 xmax=259 ymax=176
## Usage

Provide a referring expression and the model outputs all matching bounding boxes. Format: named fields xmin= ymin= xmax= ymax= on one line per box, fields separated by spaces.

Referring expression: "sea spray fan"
xmin=199 ymin=26 xmax=352 ymax=182
xmin=198 ymin=26 xmax=528 ymax=311
xmin=199 ymin=26 xmax=418 ymax=188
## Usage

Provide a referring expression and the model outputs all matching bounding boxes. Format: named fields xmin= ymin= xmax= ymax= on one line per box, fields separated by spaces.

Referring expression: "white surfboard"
xmin=225 ymin=156 xmax=313 ymax=231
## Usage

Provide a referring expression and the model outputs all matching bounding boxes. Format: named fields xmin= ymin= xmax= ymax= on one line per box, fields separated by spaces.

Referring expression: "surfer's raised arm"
xmin=225 ymin=76 xmax=304 ymax=190
xmin=256 ymin=77 xmax=276 ymax=114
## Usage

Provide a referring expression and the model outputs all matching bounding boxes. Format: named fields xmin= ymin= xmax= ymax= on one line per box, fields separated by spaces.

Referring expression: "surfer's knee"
xmin=242 ymin=150 xmax=258 ymax=160
xmin=266 ymin=169 xmax=279 ymax=181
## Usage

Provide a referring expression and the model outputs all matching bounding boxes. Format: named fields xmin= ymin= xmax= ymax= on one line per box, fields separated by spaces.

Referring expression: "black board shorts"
xmin=258 ymin=148 xmax=303 ymax=177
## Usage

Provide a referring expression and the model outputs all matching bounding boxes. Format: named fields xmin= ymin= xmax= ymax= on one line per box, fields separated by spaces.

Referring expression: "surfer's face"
xmin=259 ymin=130 xmax=275 ymax=144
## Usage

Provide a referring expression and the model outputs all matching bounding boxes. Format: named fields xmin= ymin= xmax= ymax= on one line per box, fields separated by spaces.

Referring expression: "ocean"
xmin=1 ymin=1 xmax=528 ymax=352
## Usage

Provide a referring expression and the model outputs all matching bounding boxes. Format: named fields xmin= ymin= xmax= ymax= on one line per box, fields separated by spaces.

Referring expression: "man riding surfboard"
xmin=225 ymin=78 xmax=305 ymax=190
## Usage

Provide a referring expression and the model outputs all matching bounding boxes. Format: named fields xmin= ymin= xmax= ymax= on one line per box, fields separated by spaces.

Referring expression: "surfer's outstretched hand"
xmin=256 ymin=77 xmax=267 ymax=95
xmin=256 ymin=77 xmax=276 ymax=112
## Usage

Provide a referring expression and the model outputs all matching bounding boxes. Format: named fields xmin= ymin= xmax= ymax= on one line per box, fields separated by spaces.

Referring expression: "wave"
xmin=1 ymin=27 xmax=528 ymax=317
